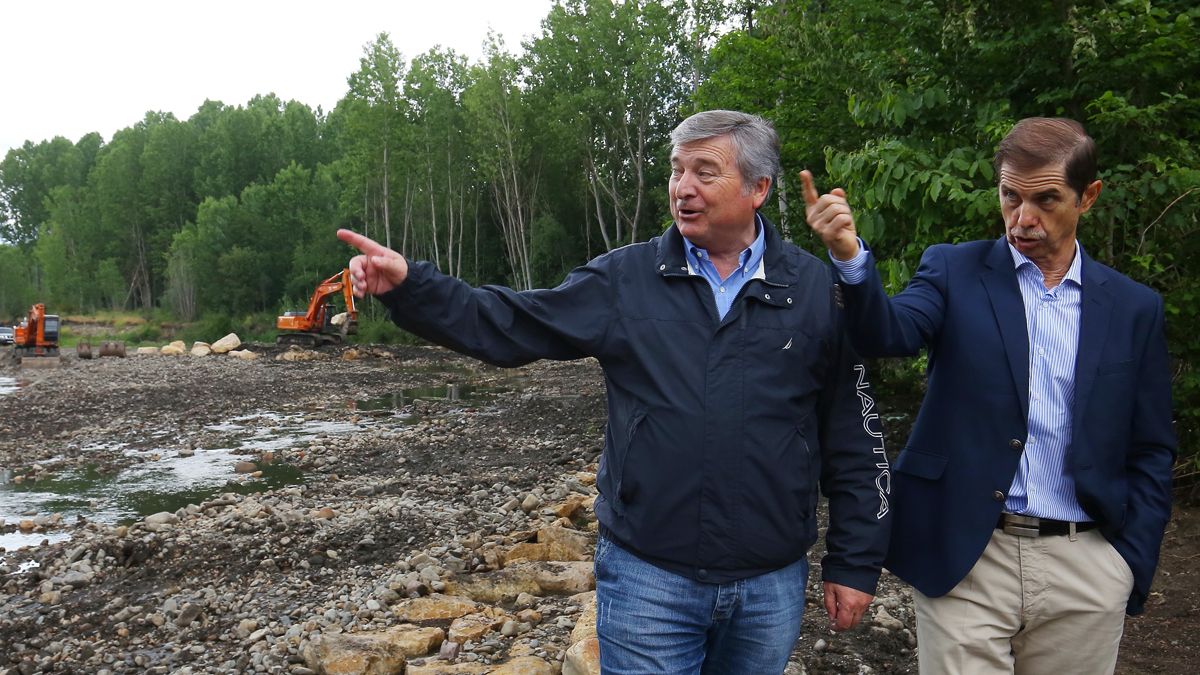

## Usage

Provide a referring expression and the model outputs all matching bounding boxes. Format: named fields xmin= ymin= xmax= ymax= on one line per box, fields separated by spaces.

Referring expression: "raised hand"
xmin=800 ymin=170 xmax=861 ymax=261
xmin=336 ymin=229 xmax=410 ymax=298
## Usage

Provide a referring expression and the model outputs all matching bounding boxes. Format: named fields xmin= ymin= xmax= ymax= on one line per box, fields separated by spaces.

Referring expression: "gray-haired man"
xmin=339 ymin=110 xmax=890 ymax=673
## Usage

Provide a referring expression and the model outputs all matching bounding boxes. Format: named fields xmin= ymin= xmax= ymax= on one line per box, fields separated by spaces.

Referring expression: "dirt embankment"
xmin=0 ymin=344 xmax=1194 ymax=674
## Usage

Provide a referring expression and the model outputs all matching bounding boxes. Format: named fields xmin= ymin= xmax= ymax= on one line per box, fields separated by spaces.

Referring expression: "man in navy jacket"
xmin=804 ymin=117 xmax=1175 ymax=674
xmin=338 ymin=110 xmax=891 ymax=673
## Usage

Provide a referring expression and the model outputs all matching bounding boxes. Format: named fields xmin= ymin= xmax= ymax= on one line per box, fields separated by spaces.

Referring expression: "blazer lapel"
xmin=1072 ymin=250 xmax=1114 ymax=432
xmin=981 ymin=238 xmax=1030 ymax=422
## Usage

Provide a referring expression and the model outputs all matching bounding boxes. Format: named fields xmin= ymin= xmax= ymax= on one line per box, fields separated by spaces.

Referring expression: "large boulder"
xmin=210 ymin=333 xmax=241 ymax=354
xmin=569 ymin=592 xmax=597 ymax=645
xmin=391 ymin=594 xmax=480 ymax=626
xmin=406 ymin=656 xmax=559 ymax=675
xmin=563 ymin=638 xmax=600 ymax=675
xmin=502 ymin=527 xmax=592 ymax=565
xmin=303 ymin=632 xmax=406 ymax=675
xmin=446 ymin=609 xmax=507 ymax=643
xmin=444 ymin=561 xmax=595 ymax=603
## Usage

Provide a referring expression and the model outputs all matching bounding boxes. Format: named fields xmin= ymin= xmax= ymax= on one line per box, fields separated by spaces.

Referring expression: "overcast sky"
xmin=0 ymin=0 xmax=555 ymax=156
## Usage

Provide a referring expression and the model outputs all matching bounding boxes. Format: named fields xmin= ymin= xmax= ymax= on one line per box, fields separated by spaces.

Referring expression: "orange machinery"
xmin=14 ymin=303 xmax=60 ymax=358
xmin=276 ymin=269 xmax=358 ymax=347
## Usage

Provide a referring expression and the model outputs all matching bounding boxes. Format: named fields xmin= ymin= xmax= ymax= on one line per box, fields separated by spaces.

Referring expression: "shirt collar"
xmin=682 ymin=214 xmax=766 ymax=279
xmin=1007 ymin=239 xmax=1082 ymax=286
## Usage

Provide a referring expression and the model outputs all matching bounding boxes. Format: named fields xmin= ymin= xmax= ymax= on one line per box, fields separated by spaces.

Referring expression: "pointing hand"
xmin=800 ymin=170 xmax=861 ymax=261
xmin=336 ymin=229 xmax=409 ymax=298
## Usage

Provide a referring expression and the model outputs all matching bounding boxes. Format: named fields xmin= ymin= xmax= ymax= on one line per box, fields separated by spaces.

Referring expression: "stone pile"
xmin=0 ymin=465 xmax=609 ymax=674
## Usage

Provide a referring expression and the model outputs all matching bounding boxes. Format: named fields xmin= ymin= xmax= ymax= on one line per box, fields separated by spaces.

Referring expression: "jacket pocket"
xmin=893 ymin=448 xmax=947 ymax=480
xmin=613 ymin=409 xmax=647 ymax=514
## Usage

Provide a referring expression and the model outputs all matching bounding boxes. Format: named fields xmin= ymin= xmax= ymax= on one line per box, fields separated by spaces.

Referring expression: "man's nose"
xmin=1016 ymin=204 xmax=1038 ymax=227
xmin=673 ymin=172 xmax=698 ymax=198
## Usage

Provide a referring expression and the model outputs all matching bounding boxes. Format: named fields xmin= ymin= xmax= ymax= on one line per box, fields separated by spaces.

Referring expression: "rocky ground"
xmin=0 ymin=341 xmax=1195 ymax=674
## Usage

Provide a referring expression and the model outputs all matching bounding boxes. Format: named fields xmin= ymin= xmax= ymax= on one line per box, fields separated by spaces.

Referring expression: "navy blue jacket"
xmin=379 ymin=218 xmax=892 ymax=594
xmin=843 ymin=238 xmax=1175 ymax=614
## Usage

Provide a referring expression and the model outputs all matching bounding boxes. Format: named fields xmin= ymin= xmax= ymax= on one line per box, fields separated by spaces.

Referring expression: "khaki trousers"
xmin=914 ymin=528 xmax=1133 ymax=675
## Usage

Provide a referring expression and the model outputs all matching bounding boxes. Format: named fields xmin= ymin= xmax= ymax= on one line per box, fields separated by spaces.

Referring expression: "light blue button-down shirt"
xmin=1005 ymin=241 xmax=1088 ymax=521
xmin=831 ymin=239 xmax=1090 ymax=522
xmin=682 ymin=216 xmax=766 ymax=319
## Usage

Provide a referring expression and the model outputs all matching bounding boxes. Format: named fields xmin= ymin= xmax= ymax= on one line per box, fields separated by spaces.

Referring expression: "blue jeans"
xmin=594 ymin=532 xmax=808 ymax=674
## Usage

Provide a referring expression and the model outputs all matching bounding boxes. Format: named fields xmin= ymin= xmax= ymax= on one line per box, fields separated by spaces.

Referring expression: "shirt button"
xmin=786 ymin=297 xmax=793 ymax=304
xmin=764 ymin=293 xmax=771 ymax=300
xmin=1038 ymin=347 xmax=1046 ymax=355
xmin=1009 ymin=439 xmax=1024 ymax=451
xmin=697 ymin=569 xmax=709 ymax=580
xmin=659 ymin=264 xmax=666 ymax=271
xmin=993 ymin=491 xmax=1006 ymax=502
xmin=719 ymin=287 xmax=726 ymax=293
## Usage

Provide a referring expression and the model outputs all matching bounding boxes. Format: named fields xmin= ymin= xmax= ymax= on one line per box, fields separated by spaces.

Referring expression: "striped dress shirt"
xmin=1006 ymin=240 xmax=1090 ymax=522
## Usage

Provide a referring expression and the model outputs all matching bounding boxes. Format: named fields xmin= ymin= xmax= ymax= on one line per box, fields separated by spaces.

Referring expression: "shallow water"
xmin=0 ymin=411 xmax=370 ymax=551
xmin=352 ymin=381 xmax=518 ymax=411
xmin=0 ymin=376 xmax=23 ymax=396
xmin=0 ymin=374 xmax=525 ymax=553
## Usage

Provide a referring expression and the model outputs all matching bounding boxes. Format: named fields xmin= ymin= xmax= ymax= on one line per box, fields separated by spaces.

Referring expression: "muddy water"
xmin=0 ymin=376 xmax=21 ymax=396
xmin=0 ymin=372 xmax=525 ymax=553
xmin=0 ymin=412 xmax=364 ymax=552
xmin=352 ymin=382 xmax=513 ymax=411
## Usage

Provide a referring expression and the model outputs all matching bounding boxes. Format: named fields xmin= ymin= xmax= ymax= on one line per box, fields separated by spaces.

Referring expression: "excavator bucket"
xmin=19 ymin=354 xmax=61 ymax=369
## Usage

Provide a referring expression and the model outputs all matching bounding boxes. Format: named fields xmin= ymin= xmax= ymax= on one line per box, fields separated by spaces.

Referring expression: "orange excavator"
xmin=14 ymin=303 xmax=60 ymax=359
xmin=276 ymin=269 xmax=358 ymax=348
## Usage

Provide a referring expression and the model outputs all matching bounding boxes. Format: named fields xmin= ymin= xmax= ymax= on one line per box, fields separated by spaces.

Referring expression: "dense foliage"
xmin=2 ymin=0 xmax=1197 ymax=483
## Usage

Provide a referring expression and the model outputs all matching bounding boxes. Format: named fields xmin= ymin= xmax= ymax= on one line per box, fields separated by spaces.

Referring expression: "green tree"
xmin=700 ymin=0 xmax=1200 ymax=478
xmin=527 ymin=0 xmax=689 ymax=249
xmin=341 ymin=33 xmax=410 ymax=250
xmin=465 ymin=37 xmax=541 ymax=289
xmin=405 ymin=47 xmax=476 ymax=278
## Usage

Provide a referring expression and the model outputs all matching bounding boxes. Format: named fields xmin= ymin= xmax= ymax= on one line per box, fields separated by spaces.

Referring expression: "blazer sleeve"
xmin=840 ymin=243 xmax=950 ymax=357
xmin=1110 ymin=293 xmax=1177 ymax=615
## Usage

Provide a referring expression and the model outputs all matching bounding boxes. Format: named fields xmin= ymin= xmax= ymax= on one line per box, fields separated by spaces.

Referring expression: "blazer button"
xmin=993 ymin=490 xmax=1006 ymax=502
xmin=697 ymin=569 xmax=709 ymax=581
xmin=1009 ymin=438 xmax=1024 ymax=451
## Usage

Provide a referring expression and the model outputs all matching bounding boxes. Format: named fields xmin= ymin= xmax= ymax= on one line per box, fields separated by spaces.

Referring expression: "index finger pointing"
xmin=336 ymin=228 xmax=391 ymax=256
xmin=800 ymin=170 xmax=820 ymax=207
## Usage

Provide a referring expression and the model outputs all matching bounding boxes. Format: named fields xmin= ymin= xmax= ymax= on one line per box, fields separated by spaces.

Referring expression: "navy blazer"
xmin=843 ymin=237 xmax=1175 ymax=615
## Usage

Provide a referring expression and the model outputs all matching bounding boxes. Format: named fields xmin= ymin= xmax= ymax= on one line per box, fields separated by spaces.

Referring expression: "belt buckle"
xmin=1002 ymin=514 xmax=1040 ymax=537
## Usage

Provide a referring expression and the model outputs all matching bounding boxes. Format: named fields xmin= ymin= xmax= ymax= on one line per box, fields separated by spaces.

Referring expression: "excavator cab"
xmin=13 ymin=303 xmax=61 ymax=363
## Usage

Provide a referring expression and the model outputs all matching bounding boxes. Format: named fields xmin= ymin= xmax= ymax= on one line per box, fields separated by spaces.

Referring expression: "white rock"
xmin=211 ymin=333 xmax=242 ymax=354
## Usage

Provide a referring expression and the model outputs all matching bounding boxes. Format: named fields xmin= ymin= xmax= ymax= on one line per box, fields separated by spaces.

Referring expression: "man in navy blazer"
xmin=802 ymin=117 xmax=1175 ymax=674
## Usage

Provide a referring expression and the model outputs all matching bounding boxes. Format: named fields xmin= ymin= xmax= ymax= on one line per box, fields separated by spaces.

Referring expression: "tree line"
xmin=2 ymin=0 xmax=1197 ymax=476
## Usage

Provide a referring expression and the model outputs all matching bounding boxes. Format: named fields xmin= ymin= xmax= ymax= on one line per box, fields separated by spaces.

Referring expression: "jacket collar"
xmin=654 ymin=213 xmax=797 ymax=287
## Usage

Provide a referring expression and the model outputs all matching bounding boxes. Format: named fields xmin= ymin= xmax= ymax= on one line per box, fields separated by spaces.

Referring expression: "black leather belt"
xmin=997 ymin=513 xmax=1097 ymax=537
